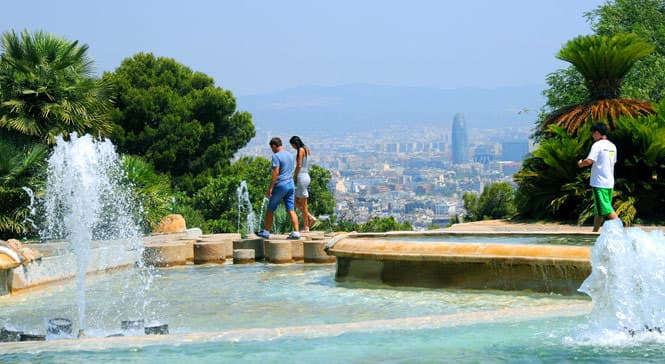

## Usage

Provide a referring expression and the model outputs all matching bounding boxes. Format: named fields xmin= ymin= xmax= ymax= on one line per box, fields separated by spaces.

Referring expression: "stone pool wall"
xmin=327 ymin=233 xmax=593 ymax=294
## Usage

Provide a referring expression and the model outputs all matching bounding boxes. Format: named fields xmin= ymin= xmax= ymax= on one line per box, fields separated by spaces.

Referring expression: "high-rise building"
xmin=451 ymin=113 xmax=469 ymax=164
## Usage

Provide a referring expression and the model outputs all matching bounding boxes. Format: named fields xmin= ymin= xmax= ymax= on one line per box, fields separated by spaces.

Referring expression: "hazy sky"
xmin=3 ymin=0 xmax=605 ymax=96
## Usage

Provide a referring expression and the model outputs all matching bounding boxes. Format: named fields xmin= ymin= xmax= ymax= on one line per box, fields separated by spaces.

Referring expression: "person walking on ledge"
xmin=256 ymin=137 xmax=300 ymax=240
xmin=578 ymin=122 xmax=619 ymax=232
xmin=290 ymin=136 xmax=317 ymax=232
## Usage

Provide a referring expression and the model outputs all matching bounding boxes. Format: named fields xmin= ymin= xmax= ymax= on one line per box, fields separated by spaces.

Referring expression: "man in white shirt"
xmin=577 ymin=122 xmax=619 ymax=231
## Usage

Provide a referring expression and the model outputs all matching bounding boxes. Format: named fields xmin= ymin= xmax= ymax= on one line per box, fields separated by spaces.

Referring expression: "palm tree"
xmin=541 ymin=33 xmax=656 ymax=135
xmin=0 ymin=29 xmax=113 ymax=144
xmin=120 ymin=155 xmax=173 ymax=233
xmin=0 ymin=137 xmax=47 ymax=239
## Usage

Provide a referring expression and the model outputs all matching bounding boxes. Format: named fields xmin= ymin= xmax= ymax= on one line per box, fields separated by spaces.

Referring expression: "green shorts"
xmin=592 ymin=187 xmax=615 ymax=216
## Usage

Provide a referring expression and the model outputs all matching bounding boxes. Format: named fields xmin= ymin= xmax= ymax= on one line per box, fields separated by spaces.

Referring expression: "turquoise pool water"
xmin=1 ymin=263 xmax=662 ymax=362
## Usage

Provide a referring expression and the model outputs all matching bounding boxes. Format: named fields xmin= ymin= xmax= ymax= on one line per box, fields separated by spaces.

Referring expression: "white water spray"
xmin=579 ymin=219 xmax=665 ymax=337
xmin=42 ymin=134 xmax=147 ymax=333
xmin=237 ymin=181 xmax=257 ymax=236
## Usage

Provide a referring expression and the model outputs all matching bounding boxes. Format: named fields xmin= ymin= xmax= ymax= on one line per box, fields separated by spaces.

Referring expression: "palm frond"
xmin=542 ymin=98 xmax=655 ymax=135
xmin=558 ymin=33 xmax=655 ymax=99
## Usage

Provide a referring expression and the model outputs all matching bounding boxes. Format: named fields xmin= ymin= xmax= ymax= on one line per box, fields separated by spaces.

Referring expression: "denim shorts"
xmin=268 ymin=182 xmax=295 ymax=211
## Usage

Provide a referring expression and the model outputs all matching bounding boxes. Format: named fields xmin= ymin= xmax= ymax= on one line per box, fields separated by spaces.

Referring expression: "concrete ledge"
xmin=299 ymin=231 xmax=326 ymax=241
xmin=9 ymin=240 xmax=139 ymax=293
xmin=328 ymin=238 xmax=592 ymax=294
xmin=304 ymin=241 xmax=336 ymax=263
xmin=233 ymin=249 xmax=255 ymax=264
xmin=143 ymin=243 xmax=189 ymax=267
xmin=233 ymin=238 xmax=265 ymax=260
xmin=193 ymin=241 xmax=230 ymax=264
xmin=290 ymin=239 xmax=304 ymax=261
xmin=267 ymin=241 xmax=293 ymax=264
xmin=178 ymin=239 xmax=196 ymax=262
xmin=199 ymin=233 xmax=242 ymax=241
xmin=329 ymin=239 xmax=590 ymax=267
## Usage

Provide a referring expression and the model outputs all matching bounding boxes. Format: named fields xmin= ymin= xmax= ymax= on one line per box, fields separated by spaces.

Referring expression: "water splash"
xmin=237 ymin=181 xmax=257 ymax=236
xmin=577 ymin=218 xmax=665 ymax=340
xmin=21 ymin=186 xmax=39 ymax=233
xmin=41 ymin=133 xmax=152 ymax=333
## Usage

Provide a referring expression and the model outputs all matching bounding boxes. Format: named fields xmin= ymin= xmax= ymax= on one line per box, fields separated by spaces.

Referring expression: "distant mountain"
xmin=236 ymin=84 xmax=546 ymax=135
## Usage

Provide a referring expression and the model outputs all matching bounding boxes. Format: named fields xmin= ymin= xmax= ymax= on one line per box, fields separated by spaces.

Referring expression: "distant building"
xmin=501 ymin=141 xmax=529 ymax=161
xmin=473 ymin=145 xmax=495 ymax=164
xmin=451 ymin=113 xmax=469 ymax=164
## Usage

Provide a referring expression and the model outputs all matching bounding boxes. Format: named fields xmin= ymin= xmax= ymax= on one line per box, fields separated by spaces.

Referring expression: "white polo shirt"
xmin=586 ymin=139 xmax=617 ymax=188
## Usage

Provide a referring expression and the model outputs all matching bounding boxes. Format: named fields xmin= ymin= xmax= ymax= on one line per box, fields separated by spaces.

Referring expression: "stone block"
xmin=304 ymin=241 xmax=336 ymax=263
xmin=233 ymin=249 xmax=255 ymax=264
xmin=233 ymin=238 xmax=265 ymax=260
xmin=193 ymin=241 xmax=230 ymax=264
xmin=267 ymin=241 xmax=293 ymax=264
xmin=143 ymin=242 xmax=189 ymax=267
xmin=290 ymin=239 xmax=304 ymax=261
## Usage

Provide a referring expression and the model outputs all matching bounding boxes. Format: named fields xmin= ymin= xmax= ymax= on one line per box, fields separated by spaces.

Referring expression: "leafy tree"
xmin=540 ymin=0 xmax=665 ymax=139
xmin=609 ymin=109 xmax=665 ymax=223
xmin=357 ymin=216 xmax=413 ymax=233
xmin=541 ymin=33 xmax=655 ymax=135
xmin=515 ymin=126 xmax=589 ymax=222
xmin=191 ymin=157 xmax=271 ymax=233
xmin=517 ymin=107 xmax=665 ymax=225
xmin=462 ymin=192 xmax=479 ymax=221
xmin=331 ymin=216 xmax=412 ymax=233
xmin=0 ymin=30 xmax=113 ymax=144
xmin=446 ymin=213 xmax=460 ymax=227
xmin=120 ymin=155 xmax=173 ymax=233
xmin=171 ymin=191 xmax=206 ymax=233
xmin=307 ymin=164 xmax=335 ymax=218
xmin=463 ymin=182 xmax=516 ymax=221
xmin=0 ymin=137 xmax=47 ymax=239
xmin=589 ymin=0 xmax=665 ymax=102
xmin=103 ymin=53 xmax=255 ymax=192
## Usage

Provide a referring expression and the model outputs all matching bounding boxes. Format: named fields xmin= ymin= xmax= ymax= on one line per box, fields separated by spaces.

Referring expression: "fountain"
xmin=38 ymin=133 xmax=160 ymax=337
xmin=236 ymin=181 xmax=257 ymax=237
xmin=236 ymin=180 xmax=268 ymax=237
xmin=3 ymin=136 xmax=665 ymax=359
xmin=579 ymin=219 xmax=665 ymax=337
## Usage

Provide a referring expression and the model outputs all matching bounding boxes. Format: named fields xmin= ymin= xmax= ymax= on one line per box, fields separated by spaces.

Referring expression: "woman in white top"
xmin=290 ymin=136 xmax=316 ymax=232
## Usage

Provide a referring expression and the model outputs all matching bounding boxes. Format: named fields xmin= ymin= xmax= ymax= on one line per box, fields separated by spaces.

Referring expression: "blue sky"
xmin=3 ymin=1 xmax=605 ymax=96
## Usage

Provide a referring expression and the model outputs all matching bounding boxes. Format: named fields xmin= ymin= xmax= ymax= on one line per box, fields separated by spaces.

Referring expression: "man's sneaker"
xmin=286 ymin=231 xmax=301 ymax=240
xmin=255 ymin=230 xmax=270 ymax=239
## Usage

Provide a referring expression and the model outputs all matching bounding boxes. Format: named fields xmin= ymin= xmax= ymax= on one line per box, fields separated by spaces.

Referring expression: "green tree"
xmin=120 ymin=155 xmax=173 ymax=233
xmin=516 ymin=110 xmax=665 ymax=225
xmin=541 ymin=33 xmax=655 ymax=135
xmin=540 ymin=0 xmax=665 ymax=138
xmin=0 ymin=137 xmax=47 ymax=239
xmin=464 ymin=182 xmax=516 ymax=221
xmin=357 ymin=216 xmax=413 ymax=233
xmin=307 ymin=164 xmax=335 ymax=218
xmin=103 ymin=53 xmax=255 ymax=192
xmin=191 ymin=157 xmax=271 ymax=233
xmin=589 ymin=0 xmax=665 ymax=102
xmin=609 ymin=110 xmax=665 ymax=224
xmin=0 ymin=30 xmax=113 ymax=144
xmin=515 ymin=126 xmax=589 ymax=222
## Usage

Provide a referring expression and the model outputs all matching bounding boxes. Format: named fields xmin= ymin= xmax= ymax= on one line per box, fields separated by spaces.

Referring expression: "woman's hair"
xmin=289 ymin=136 xmax=309 ymax=157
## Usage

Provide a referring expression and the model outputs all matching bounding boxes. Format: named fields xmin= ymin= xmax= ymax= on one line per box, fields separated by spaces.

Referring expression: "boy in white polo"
xmin=577 ymin=122 xmax=619 ymax=231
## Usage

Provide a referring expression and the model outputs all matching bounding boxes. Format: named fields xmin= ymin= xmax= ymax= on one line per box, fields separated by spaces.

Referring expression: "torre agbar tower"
xmin=451 ymin=113 xmax=469 ymax=164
